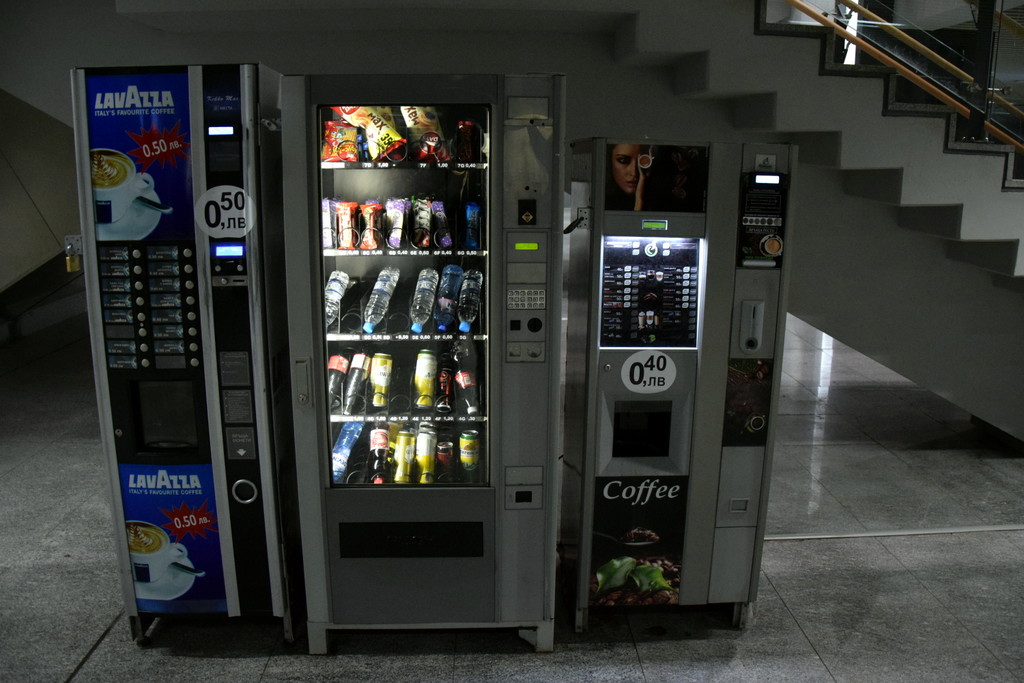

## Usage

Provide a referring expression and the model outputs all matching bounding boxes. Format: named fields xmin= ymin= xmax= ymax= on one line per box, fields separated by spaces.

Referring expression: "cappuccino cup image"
xmin=125 ymin=520 xmax=187 ymax=584
xmin=90 ymin=149 xmax=154 ymax=224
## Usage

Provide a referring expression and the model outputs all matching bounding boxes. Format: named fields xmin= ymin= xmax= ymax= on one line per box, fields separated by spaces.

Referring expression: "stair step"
xmin=945 ymin=240 xmax=1022 ymax=276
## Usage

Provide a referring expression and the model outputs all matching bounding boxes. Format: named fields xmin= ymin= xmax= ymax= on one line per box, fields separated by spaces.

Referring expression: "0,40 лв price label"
xmin=195 ymin=185 xmax=254 ymax=238
xmin=621 ymin=351 xmax=676 ymax=394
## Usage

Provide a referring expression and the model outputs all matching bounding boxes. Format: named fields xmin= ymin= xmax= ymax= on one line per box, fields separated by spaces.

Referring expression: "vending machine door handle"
xmin=295 ymin=358 xmax=311 ymax=405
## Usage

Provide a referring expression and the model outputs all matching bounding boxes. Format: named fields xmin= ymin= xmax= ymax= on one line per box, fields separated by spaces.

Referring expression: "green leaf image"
xmin=595 ymin=556 xmax=636 ymax=593
xmin=630 ymin=564 xmax=672 ymax=591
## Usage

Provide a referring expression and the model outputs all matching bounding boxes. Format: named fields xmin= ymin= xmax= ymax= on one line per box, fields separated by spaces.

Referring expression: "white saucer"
xmin=134 ymin=556 xmax=197 ymax=601
xmin=97 ymin=188 xmax=165 ymax=241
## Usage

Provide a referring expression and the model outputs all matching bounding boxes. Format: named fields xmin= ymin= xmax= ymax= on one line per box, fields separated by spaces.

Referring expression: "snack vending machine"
xmin=564 ymin=140 xmax=793 ymax=629
xmin=71 ymin=64 xmax=294 ymax=641
xmin=281 ymin=74 xmax=564 ymax=653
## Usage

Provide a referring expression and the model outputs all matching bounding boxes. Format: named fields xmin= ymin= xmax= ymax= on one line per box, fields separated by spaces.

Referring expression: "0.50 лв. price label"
xmin=194 ymin=185 xmax=254 ymax=238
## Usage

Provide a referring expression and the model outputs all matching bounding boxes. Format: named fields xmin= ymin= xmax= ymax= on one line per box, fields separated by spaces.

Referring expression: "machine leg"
xmin=131 ymin=614 xmax=159 ymax=647
xmin=518 ymin=621 xmax=555 ymax=652
xmin=281 ymin=607 xmax=295 ymax=644
xmin=307 ymin=623 xmax=329 ymax=655
xmin=575 ymin=607 xmax=587 ymax=633
xmin=732 ymin=601 xmax=756 ymax=629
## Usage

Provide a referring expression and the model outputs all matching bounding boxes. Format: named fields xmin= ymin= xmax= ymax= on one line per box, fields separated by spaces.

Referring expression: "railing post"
xmin=965 ymin=0 xmax=998 ymax=141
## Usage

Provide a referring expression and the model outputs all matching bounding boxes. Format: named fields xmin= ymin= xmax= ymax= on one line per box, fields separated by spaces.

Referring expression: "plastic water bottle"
xmin=362 ymin=266 xmax=400 ymax=334
xmin=331 ymin=421 xmax=364 ymax=484
xmin=463 ymin=201 xmax=481 ymax=250
xmin=434 ymin=264 xmax=464 ymax=332
xmin=324 ymin=270 xmax=350 ymax=331
xmin=457 ymin=270 xmax=484 ymax=333
xmin=409 ymin=268 xmax=439 ymax=334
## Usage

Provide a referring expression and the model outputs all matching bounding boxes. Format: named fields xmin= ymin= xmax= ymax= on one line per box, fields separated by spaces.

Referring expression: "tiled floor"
xmin=2 ymin=314 xmax=1023 ymax=681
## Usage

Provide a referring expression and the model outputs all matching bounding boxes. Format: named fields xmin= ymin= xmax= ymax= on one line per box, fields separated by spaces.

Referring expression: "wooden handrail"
xmin=782 ymin=0 xmax=1024 ymax=155
xmin=838 ymin=0 xmax=1024 ymax=126
xmin=835 ymin=0 xmax=973 ymax=84
xmin=963 ymin=0 xmax=1024 ymax=43
xmin=959 ymin=0 xmax=1024 ymax=123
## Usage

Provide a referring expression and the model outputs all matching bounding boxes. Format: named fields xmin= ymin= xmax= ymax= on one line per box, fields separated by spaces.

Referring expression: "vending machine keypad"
xmin=97 ymin=242 xmax=201 ymax=371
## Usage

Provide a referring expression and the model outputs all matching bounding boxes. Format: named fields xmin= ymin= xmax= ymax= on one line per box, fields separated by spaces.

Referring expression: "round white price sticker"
xmin=194 ymin=185 xmax=254 ymax=238
xmin=621 ymin=350 xmax=676 ymax=394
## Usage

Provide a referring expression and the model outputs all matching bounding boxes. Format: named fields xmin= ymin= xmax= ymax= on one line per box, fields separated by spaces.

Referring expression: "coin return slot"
xmin=231 ymin=479 xmax=259 ymax=504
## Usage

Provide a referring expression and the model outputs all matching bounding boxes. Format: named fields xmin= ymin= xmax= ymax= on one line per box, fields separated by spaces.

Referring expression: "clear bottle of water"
xmin=324 ymin=270 xmax=350 ymax=331
xmin=434 ymin=264 xmax=464 ymax=332
xmin=409 ymin=267 xmax=439 ymax=334
xmin=362 ymin=266 xmax=401 ymax=334
xmin=457 ymin=270 xmax=484 ymax=333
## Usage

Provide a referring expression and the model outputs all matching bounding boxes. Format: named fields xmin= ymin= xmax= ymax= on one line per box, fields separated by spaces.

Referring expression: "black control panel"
xmin=98 ymin=242 xmax=202 ymax=371
xmin=737 ymin=172 xmax=788 ymax=268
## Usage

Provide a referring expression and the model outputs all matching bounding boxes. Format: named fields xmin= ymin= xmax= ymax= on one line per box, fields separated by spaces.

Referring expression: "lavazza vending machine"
xmin=71 ymin=64 xmax=295 ymax=641
xmin=281 ymin=74 xmax=565 ymax=653
xmin=565 ymin=139 xmax=794 ymax=630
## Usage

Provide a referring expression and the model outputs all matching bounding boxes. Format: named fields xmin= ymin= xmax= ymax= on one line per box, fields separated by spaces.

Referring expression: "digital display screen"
xmin=214 ymin=244 xmax=244 ymax=258
xmin=208 ymin=125 xmax=235 ymax=136
xmin=754 ymin=174 xmax=780 ymax=185
xmin=515 ymin=242 xmax=539 ymax=251
xmin=641 ymin=219 xmax=668 ymax=231
xmin=599 ymin=236 xmax=701 ymax=348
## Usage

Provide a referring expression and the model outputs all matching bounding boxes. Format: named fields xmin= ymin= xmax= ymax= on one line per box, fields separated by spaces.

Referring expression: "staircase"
xmin=614 ymin=0 xmax=1024 ymax=442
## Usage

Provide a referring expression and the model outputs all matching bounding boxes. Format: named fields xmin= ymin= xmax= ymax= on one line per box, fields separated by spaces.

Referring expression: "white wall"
xmin=790 ymin=166 xmax=1024 ymax=441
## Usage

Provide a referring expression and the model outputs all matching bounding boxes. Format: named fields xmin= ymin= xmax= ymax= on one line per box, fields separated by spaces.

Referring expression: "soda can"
xmin=413 ymin=350 xmax=437 ymax=410
xmin=459 ymin=430 xmax=481 ymax=483
xmin=386 ymin=421 xmax=403 ymax=474
xmin=416 ymin=425 xmax=438 ymax=484
xmin=370 ymin=353 xmax=393 ymax=409
xmin=435 ymin=441 xmax=456 ymax=482
xmin=393 ymin=429 xmax=416 ymax=483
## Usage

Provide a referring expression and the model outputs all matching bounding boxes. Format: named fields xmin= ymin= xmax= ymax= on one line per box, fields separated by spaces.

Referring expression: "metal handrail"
xmin=782 ymin=0 xmax=1024 ymax=155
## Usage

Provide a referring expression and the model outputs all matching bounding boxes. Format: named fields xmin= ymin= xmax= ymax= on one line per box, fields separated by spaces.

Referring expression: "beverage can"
xmin=393 ymin=430 xmax=416 ymax=483
xmin=416 ymin=426 xmax=438 ymax=484
xmin=459 ymin=430 xmax=480 ymax=483
xmin=413 ymin=350 xmax=437 ymax=409
xmin=435 ymin=441 xmax=456 ymax=482
xmin=370 ymin=353 xmax=393 ymax=409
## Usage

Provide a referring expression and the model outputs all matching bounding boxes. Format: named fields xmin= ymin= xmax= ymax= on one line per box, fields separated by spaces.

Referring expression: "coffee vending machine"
xmin=71 ymin=64 xmax=294 ymax=641
xmin=280 ymin=74 xmax=564 ymax=653
xmin=564 ymin=140 xmax=793 ymax=629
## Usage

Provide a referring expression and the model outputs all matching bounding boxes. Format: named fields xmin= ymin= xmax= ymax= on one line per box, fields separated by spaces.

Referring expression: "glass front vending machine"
xmin=281 ymin=74 xmax=564 ymax=653
xmin=71 ymin=64 xmax=295 ymax=641
xmin=564 ymin=139 xmax=793 ymax=629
